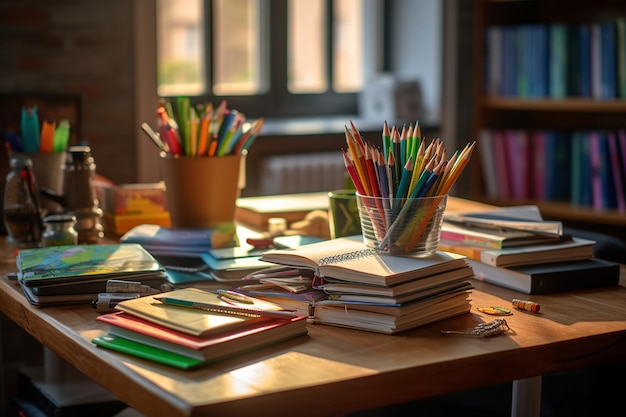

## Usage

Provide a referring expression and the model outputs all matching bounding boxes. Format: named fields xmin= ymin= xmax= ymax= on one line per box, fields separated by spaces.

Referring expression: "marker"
xmin=512 ymin=299 xmax=540 ymax=313
xmin=92 ymin=293 xmax=140 ymax=313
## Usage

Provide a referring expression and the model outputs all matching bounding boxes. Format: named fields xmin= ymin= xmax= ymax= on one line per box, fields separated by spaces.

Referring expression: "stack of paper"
xmin=92 ymin=288 xmax=308 ymax=369
xmin=260 ymin=236 xmax=474 ymax=334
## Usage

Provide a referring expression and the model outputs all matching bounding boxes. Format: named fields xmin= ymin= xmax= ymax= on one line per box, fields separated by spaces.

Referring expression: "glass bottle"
xmin=3 ymin=155 xmax=43 ymax=248
xmin=42 ymin=214 xmax=78 ymax=247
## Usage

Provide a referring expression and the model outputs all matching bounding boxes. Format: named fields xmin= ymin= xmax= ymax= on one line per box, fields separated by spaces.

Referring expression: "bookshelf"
xmin=470 ymin=0 xmax=626 ymax=237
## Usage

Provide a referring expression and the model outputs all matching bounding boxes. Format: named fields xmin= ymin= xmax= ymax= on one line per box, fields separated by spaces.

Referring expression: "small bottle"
xmin=42 ymin=214 xmax=78 ymax=247
xmin=3 ymin=155 xmax=43 ymax=248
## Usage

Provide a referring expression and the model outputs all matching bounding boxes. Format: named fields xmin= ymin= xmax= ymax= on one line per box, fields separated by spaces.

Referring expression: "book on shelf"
xmin=113 ymin=287 xmax=296 ymax=337
xmin=438 ymin=236 xmax=596 ymax=268
xmin=260 ymin=235 xmax=470 ymax=287
xmin=235 ymin=191 xmax=329 ymax=230
xmin=469 ymin=257 xmax=620 ymax=294
xmin=95 ymin=311 xmax=307 ymax=366
xmin=15 ymin=243 xmax=167 ymax=306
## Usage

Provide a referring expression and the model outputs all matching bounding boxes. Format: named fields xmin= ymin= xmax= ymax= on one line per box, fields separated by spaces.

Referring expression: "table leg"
xmin=511 ymin=376 xmax=542 ymax=417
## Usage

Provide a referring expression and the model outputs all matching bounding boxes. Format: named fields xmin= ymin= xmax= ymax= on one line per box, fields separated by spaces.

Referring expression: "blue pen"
xmin=5 ymin=131 xmax=24 ymax=152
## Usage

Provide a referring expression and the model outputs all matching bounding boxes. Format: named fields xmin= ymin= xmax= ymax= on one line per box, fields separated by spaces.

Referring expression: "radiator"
xmin=258 ymin=152 xmax=347 ymax=195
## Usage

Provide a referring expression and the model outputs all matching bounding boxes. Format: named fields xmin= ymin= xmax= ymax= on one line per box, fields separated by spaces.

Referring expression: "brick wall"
xmin=0 ymin=0 xmax=139 ymax=184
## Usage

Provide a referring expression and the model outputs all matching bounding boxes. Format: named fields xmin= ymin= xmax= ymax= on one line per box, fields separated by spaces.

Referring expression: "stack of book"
xmin=92 ymin=287 xmax=308 ymax=369
xmin=259 ymin=236 xmax=475 ymax=334
xmin=438 ymin=206 xmax=621 ymax=294
xmin=15 ymin=243 xmax=168 ymax=306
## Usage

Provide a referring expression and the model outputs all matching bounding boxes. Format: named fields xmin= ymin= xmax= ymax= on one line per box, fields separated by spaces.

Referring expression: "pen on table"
xmin=216 ymin=289 xmax=255 ymax=304
xmin=153 ymin=296 xmax=298 ymax=320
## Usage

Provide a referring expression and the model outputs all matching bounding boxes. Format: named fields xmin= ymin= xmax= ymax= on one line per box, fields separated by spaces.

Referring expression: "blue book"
xmin=535 ymin=25 xmax=549 ymax=97
xmin=567 ymin=24 xmax=583 ymax=96
xmin=579 ymin=24 xmax=592 ymax=97
xmin=119 ymin=223 xmax=238 ymax=256
xmin=549 ymin=23 xmax=568 ymax=98
xmin=501 ymin=26 xmax=518 ymax=96
xmin=600 ymin=22 xmax=617 ymax=99
xmin=544 ymin=131 xmax=572 ymax=202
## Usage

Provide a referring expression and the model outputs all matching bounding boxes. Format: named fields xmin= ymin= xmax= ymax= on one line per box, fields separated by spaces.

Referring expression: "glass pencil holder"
xmin=356 ymin=193 xmax=447 ymax=256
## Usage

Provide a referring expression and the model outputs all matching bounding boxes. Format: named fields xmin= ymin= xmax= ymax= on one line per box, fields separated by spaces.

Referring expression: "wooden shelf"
xmin=470 ymin=0 xmax=626 ymax=237
xmin=481 ymin=97 xmax=626 ymax=112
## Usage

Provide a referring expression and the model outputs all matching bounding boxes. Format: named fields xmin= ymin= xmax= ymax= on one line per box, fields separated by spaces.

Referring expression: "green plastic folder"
xmin=92 ymin=334 xmax=204 ymax=370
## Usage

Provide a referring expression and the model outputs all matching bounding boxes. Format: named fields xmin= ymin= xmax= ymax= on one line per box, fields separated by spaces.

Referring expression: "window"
xmin=157 ymin=0 xmax=376 ymax=118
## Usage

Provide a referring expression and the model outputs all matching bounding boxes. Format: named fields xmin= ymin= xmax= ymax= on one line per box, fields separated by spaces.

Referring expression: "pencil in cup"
xmin=356 ymin=193 xmax=447 ymax=255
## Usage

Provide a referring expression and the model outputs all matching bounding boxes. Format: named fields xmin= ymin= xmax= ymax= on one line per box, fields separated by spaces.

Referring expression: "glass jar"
xmin=42 ymin=214 xmax=78 ymax=247
xmin=3 ymin=155 xmax=43 ymax=248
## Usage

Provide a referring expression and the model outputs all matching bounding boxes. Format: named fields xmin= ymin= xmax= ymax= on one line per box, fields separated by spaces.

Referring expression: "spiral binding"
xmin=318 ymin=248 xmax=377 ymax=265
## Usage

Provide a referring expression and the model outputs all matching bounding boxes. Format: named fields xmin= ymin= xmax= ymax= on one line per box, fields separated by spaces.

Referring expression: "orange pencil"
xmin=197 ymin=103 xmax=212 ymax=156
xmin=344 ymin=126 xmax=370 ymax=195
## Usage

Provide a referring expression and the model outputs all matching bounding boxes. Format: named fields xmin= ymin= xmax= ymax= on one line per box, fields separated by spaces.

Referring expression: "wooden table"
xmin=1 ymin=199 xmax=626 ymax=417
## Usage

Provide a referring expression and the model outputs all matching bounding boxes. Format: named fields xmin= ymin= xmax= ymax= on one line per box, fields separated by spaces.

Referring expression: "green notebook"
xmin=92 ymin=334 xmax=204 ymax=370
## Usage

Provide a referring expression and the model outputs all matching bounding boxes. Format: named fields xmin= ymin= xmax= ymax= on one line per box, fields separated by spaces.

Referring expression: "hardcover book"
xmin=96 ymin=311 xmax=307 ymax=363
xmin=438 ymin=236 xmax=595 ymax=268
xmin=113 ymin=287 xmax=292 ymax=337
xmin=119 ymin=223 xmax=238 ymax=256
xmin=235 ymin=191 xmax=329 ymax=230
xmin=469 ymin=258 xmax=620 ymax=294
xmin=17 ymin=243 xmax=167 ymax=287
xmin=313 ymin=289 xmax=472 ymax=334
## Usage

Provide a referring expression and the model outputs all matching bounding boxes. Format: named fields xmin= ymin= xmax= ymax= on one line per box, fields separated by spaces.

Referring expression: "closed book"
xmin=440 ymin=222 xmax=564 ymax=250
xmin=92 ymin=334 xmax=205 ymax=370
xmin=607 ymin=130 xmax=626 ymax=211
xmin=469 ymin=258 xmax=620 ymax=294
xmin=313 ymin=290 xmax=472 ymax=334
xmin=321 ymin=279 xmax=473 ymax=306
xmin=478 ymin=129 xmax=499 ymax=199
xmin=16 ymin=243 xmax=167 ymax=288
xmin=318 ymin=267 xmax=474 ymax=298
xmin=260 ymin=235 xmax=469 ymax=287
xmin=549 ymin=23 xmax=568 ymax=99
xmin=113 ymin=287 xmax=292 ymax=337
xmin=96 ymin=311 xmax=307 ymax=362
xmin=235 ymin=192 xmax=329 ymax=230
xmin=439 ymin=237 xmax=595 ymax=268
xmin=119 ymin=224 xmax=238 ymax=256
xmin=544 ymin=130 xmax=572 ymax=202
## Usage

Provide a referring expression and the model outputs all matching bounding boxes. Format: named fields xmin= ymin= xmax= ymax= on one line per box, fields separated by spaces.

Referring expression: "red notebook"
xmin=96 ymin=311 xmax=307 ymax=362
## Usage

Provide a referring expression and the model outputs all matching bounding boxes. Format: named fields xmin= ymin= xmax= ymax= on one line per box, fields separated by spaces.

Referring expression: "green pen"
xmin=53 ymin=119 xmax=70 ymax=152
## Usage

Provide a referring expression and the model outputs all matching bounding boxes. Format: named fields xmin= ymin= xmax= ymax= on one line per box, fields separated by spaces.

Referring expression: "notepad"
xmin=260 ymin=235 xmax=469 ymax=287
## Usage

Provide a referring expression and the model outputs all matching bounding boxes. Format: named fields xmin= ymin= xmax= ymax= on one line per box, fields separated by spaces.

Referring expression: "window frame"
xmin=159 ymin=0 xmax=384 ymax=119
